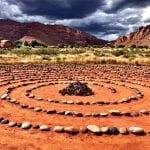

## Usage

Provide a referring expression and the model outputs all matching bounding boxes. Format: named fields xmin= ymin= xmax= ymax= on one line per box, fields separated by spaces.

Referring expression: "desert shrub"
xmin=73 ymin=44 xmax=81 ymax=48
xmin=24 ymin=41 xmax=29 ymax=46
xmin=61 ymin=48 xmax=86 ymax=55
xmin=129 ymin=45 xmax=137 ymax=49
xmin=57 ymin=43 xmax=64 ymax=48
xmin=137 ymin=45 xmax=149 ymax=49
xmin=56 ymin=57 xmax=61 ymax=62
xmin=11 ymin=47 xmax=32 ymax=55
xmin=123 ymin=53 xmax=130 ymax=58
xmin=94 ymin=51 xmax=105 ymax=57
xmin=0 ymin=49 xmax=9 ymax=54
xmin=0 ymin=36 xmax=4 ymax=40
xmin=68 ymin=44 xmax=74 ymax=48
xmin=14 ymin=40 xmax=23 ymax=48
xmin=42 ymin=55 xmax=51 ymax=60
xmin=112 ymin=50 xmax=125 ymax=56
xmin=32 ymin=48 xmax=58 ymax=55
xmin=99 ymin=59 xmax=106 ymax=64
xmin=116 ymin=44 xmax=125 ymax=48
xmin=92 ymin=45 xmax=102 ymax=48
xmin=30 ymin=40 xmax=47 ymax=48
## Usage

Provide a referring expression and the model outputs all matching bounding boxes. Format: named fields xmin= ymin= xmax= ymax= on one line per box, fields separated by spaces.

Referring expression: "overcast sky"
xmin=0 ymin=0 xmax=150 ymax=40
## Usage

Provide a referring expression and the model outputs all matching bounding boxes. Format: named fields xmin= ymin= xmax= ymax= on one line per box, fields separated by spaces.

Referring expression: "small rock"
xmin=47 ymin=109 xmax=56 ymax=114
xmin=109 ymin=110 xmax=121 ymax=116
xmin=34 ymin=107 xmax=42 ymax=112
xmin=0 ymin=117 xmax=4 ymax=121
xmin=53 ymin=126 xmax=64 ymax=133
xmin=40 ymin=125 xmax=50 ymax=131
xmin=64 ymin=126 xmax=79 ymax=135
xmin=92 ymin=113 xmax=100 ymax=117
xmin=28 ymin=106 xmax=34 ymax=109
xmin=67 ymin=101 xmax=74 ymax=104
xmin=84 ymin=113 xmax=92 ymax=117
xmin=108 ymin=126 xmax=119 ymax=135
xmin=84 ymin=102 xmax=90 ymax=105
xmin=57 ymin=111 xmax=65 ymax=115
xmin=61 ymin=100 xmax=67 ymax=104
xmin=9 ymin=121 xmax=17 ymax=127
xmin=65 ymin=111 xmax=73 ymax=116
xmin=36 ymin=98 xmax=43 ymax=101
xmin=21 ymin=122 xmax=32 ymax=129
xmin=100 ymin=113 xmax=108 ymax=117
xmin=74 ymin=111 xmax=83 ymax=117
xmin=76 ymin=101 xmax=83 ymax=105
xmin=32 ymin=125 xmax=40 ymax=129
xmin=140 ymin=110 xmax=149 ymax=115
xmin=122 ymin=112 xmax=131 ymax=117
xmin=87 ymin=125 xmax=101 ymax=134
xmin=1 ymin=93 xmax=8 ymax=99
xmin=101 ymin=127 xmax=109 ymax=134
xmin=28 ymin=95 xmax=35 ymax=98
xmin=129 ymin=127 xmax=144 ymax=135
xmin=10 ymin=99 xmax=16 ymax=103
xmin=119 ymin=127 xmax=129 ymax=135
xmin=20 ymin=104 xmax=28 ymax=108
xmin=132 ymin=112 xmax=140 ymax=117
xmin=1 ymin=119 xmax=9 ymax=124
xmin=96 ymin=101 xmax=105 ymax=104
xmin=17 ymin=122 xmax=22 ymax=127
xmin=80 ymin=127 xmax=88 ymax=133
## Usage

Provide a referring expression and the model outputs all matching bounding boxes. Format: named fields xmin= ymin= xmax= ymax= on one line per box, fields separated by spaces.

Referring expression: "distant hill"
xmin=0 ymin=19 xmax=107 ymax=46
xmin=115 ymin=25 xmax=150 ymax=47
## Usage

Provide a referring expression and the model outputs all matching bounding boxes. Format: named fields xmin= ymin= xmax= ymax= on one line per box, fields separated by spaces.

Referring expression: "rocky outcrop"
xmin=0 ymin=19 xmax=107 ymax=46
xmin=115 ymin=25 xmax=150 ymax=47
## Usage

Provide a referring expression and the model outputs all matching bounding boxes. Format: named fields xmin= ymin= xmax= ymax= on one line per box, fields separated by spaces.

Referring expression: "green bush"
xmin=30 ymin=40 xmax=47 ymax=48
xmin=112 ymin=50 xmax=125 ymax=56
xmin=99 ymin=59 xmax=106 ymax=64
xmin=116 ymin=44 xmax=125 ymax=48
xmin=94 ymin=51 xmax=105 ymax=57
xmin=11 ymin=47 xmax=32 ymax=55
xmin=0 ymin=49 xmax=9 ymax=54
xmin=32 ymin=48 xmax=58 ymax=55
xmin=42 ymin=55 xmax=51 ymax=60
xmin=129 ymin=45 xmax=137 ymax=49
xmin=14 ymin=41 xmax=23 ymax=48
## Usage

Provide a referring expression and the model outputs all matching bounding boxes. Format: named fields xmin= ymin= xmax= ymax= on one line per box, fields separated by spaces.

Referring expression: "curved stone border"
xmin=3 ymin=80 xmax=144 ymax=106
xmin=0 ymin=116 xmax=149 ymax=136
xmin=1 ymin=93 xmax=149 ymax=118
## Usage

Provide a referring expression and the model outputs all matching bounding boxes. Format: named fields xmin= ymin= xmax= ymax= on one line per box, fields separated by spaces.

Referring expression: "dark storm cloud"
xmin=1 ymin=0 xmax=150 ymax=40
xmin=104 ymin=0 xmax=150 ymax=13
xmin=77 ymin=22 xmax=128 ymax=36
xmin=7 ymin=0 xmax=103 ymax=19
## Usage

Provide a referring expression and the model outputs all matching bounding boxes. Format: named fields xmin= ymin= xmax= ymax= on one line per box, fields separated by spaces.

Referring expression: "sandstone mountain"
xmin=115 ymin=25 xmax=150 ymax=47
xmin=0 ymin=19 xmax=106 ymax=46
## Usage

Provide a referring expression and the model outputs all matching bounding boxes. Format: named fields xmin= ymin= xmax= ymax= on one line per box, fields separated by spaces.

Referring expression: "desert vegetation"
xmin=0 ymin=40 xmax=149 ymax=65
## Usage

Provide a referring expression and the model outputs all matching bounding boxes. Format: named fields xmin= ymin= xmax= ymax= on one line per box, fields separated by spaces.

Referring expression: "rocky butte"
xmin=0 ymin=19 xmax=107 ymax=46
xmin=115 ymin=25 xmax=150 ymax=47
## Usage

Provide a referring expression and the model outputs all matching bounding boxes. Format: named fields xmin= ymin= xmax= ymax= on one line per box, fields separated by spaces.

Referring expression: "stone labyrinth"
xmin=0 ymin=64 xmax=150 ymax=136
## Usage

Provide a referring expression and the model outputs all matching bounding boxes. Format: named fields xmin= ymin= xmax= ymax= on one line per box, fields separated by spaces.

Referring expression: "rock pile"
xmin=59 ymin=81 xmax=94 ymax=96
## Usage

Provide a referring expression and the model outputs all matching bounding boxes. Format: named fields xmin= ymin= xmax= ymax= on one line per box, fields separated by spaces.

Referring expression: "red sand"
xmin=0 ymin=64 xmax=149 ymax=150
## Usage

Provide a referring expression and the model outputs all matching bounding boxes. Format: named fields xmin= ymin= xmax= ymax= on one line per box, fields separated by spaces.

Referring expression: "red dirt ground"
xmin=0 ymin=64 xmax=149 ymax=150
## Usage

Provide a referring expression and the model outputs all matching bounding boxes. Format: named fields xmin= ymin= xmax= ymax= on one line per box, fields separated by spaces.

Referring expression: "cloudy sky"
xmin=0 ymin=0 xmax=150 ymax=40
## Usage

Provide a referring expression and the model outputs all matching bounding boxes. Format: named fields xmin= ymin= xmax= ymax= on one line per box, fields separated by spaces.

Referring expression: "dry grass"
xmin=0 ymin=47 xmax=149 ymax=65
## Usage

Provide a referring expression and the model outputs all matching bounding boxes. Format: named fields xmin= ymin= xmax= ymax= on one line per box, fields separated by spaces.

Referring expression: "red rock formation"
xmin=115 ymin=25 xmax=150 ymax=47
xmin=115 ymin=35 xmax=127 ymax=45
xmin=0 ymin=19 xmax=107 ymax=46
